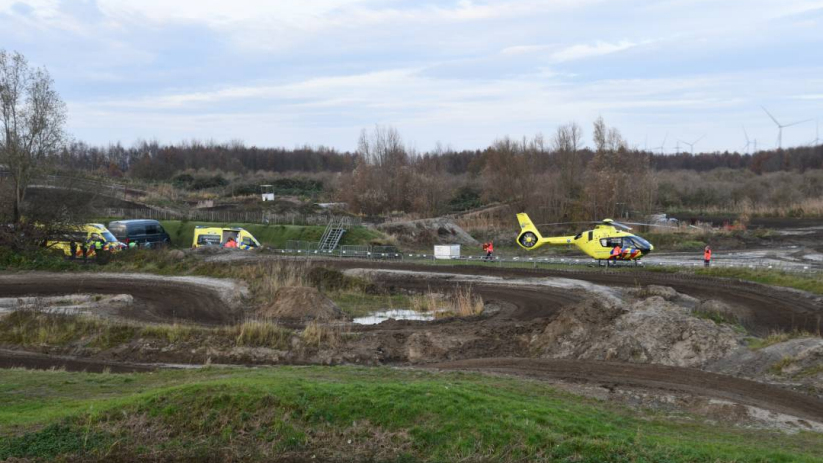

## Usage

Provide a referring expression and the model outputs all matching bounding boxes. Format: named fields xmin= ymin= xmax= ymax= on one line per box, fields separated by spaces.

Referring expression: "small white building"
xmin=434 ymin=244 xmax=461 ymax=259
xmin=260 ymin=185 xmax=275 ymax=202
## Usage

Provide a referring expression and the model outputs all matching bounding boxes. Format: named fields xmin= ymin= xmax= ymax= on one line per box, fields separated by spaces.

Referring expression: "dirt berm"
xmin=258 ymin=287 xmax=350 ymax=321
xmin=532 ymin=296 xmax=742 ymax=368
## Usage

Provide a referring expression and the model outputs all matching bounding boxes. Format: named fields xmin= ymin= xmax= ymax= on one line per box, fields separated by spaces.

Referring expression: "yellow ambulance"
xmin=47 ymin=223 xmax=125 ymax=257
xmin=191 ymin=226 xmax=261 ymax=249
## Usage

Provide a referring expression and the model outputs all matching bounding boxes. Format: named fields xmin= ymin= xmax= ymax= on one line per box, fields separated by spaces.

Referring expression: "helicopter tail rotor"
xmin=516 ymin=213 xmax=543 ymax=249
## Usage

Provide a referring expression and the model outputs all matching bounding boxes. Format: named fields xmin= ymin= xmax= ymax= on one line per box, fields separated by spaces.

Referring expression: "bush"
xmin=190 ymin=175 xmax=229 ymax=191
xmin=449 ymin=186 xmax=483 ymax=212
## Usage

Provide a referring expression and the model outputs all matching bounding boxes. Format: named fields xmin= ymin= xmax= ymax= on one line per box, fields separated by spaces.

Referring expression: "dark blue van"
xmin=107 ymin=220 xmax=171 ymax=248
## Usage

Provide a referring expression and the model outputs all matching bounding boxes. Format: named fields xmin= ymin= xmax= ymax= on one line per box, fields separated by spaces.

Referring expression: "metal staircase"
xmin=318 ymin=216 xmax=347 ymax=252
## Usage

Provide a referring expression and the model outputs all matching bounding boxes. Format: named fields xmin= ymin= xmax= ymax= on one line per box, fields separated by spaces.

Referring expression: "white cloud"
xmin=550 ymin=40 xmax=644 ymax=62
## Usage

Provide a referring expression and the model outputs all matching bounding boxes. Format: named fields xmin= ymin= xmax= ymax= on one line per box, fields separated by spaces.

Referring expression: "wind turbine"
xmin=652 ymin=133 xmax=668 ymax=154
xmin=761 ymin=106 xmax=812 ymax=149
xmin=678 ymin=135 xmax=705 ymax=154
xmin=808 ymin=119 xmax=821 ymax=147
xmin=741 ymin=126 xmax=753 ymax=154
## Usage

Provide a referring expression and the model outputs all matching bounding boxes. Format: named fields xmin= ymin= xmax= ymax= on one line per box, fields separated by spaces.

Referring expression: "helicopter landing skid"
xmin=595 ymin=259 xmax=643 ymax=268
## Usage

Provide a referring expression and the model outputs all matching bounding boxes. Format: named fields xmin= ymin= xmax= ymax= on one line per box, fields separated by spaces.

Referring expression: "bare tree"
xmin=357 ymin=125 xmax=408 ymax=169
xmin=552 ymin=122 xmax=585 ymax=219
xmin=0 ymin=50 xmax=67 ymax=223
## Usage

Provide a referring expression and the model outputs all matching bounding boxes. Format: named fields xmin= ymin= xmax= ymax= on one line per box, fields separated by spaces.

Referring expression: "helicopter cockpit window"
xmin=626 ymin=236 xmax=652 ymax=249
xmin=600 ymin=237 xmax=623 ymax=248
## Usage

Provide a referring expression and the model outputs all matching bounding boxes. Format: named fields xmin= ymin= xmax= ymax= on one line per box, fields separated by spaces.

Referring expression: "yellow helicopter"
xmin=516 ymin=213 xmax=656 ymax=264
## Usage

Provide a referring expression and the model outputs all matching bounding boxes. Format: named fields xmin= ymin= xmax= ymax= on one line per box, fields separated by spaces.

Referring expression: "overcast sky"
xmin=2 ymin=0 xmax=822 ymax=152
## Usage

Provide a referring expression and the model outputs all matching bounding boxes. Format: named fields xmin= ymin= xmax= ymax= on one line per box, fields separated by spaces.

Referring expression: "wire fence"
xmin=270 ymin=245 xmax=823 ymax=274
xmin=281 ymin=242 xmax=402 ymax=259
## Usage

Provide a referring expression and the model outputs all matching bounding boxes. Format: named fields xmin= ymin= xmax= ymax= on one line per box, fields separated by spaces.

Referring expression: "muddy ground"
xmin=1 ymin=261 xmax=822 ymax=432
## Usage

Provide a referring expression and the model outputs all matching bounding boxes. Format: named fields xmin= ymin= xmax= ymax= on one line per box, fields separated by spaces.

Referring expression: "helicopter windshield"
xmin=626 ymin=236 xmax=652 ymax=250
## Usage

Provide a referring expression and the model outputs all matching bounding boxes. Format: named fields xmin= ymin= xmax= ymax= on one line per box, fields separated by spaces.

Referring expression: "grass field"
xmin=695 ymin=267 xmax=823 ymax=295
xmin=1 ymin=366 xmax=820 ymax=462
xmin=157 ymin=220 xmax=387 ymax=248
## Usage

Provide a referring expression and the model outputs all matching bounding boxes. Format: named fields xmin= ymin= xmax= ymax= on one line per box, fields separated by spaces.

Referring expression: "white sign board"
xmin=261 ymin=193 xmax=275 ymax=201
xmin=434 ymin=244 xmax=461 ymax=260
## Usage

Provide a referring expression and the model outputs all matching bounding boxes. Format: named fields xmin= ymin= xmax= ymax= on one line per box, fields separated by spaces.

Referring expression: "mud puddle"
xmin=354 ymin=309 xmax=436 ymax=325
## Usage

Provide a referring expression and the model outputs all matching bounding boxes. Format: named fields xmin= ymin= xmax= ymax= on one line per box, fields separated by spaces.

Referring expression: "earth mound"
xmin=376 ymin=218 xmax=479 ymax=247
xmin=258 ymin=287 xmax=350 ymax=321
xmin=532 ymin=296 xmax=743 ymax=368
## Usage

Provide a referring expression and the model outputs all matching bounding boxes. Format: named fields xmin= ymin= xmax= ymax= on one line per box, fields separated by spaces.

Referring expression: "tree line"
xmin=50 ymin=133 xmax=823 ymax=181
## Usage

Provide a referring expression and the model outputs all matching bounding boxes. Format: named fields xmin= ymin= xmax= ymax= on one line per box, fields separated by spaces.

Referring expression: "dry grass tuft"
xmin=234 ymin=260 xmax=311 ymax=303
xmin=301 ymin=321 xmax=346 ymax=348
xmin=447 ymin=286 xmax=485 ymax=318
xmin=410 ymin=292 xmax=441 ymax=313
xmin=232 ymin=319 xmax=291 ymax=348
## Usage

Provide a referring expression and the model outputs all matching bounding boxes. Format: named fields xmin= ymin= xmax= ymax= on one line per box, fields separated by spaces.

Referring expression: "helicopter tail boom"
xmin=516 ymin=213 xmax=575 ymax=249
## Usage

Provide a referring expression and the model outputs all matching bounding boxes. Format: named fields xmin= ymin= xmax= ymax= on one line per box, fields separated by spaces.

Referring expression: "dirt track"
xmin=1 ymin=262 xmax=819 ymax=335
xmin=430 ymin=358 xmax=823 ymax=422
xmin=1 ymin=263 xmax=822 ymax=426
xmin=0 ymin=349 xmax=154 ymax=373
xmin=325 ymin=260 xmax=823 ymax=334
xmin=0 ymin=273 xmax=242 ymax=325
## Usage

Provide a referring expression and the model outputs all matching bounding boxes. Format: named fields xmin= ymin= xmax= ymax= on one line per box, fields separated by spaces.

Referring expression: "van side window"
xmin=145 ymin=224 xmax=160 ymax=234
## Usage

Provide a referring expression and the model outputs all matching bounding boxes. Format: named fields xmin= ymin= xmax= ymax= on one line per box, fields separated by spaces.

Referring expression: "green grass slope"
xmin=1 ymin=366 xmax=819 ymax=462
xmin=158 ymin=220 xmax=386 ymax=249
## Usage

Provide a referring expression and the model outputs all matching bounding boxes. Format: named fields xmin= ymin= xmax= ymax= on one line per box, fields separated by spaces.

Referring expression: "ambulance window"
xmin=242 ymin=237 xmax=257 ymax=247
xmin=198 ymin=234 xmax=221 ymax=245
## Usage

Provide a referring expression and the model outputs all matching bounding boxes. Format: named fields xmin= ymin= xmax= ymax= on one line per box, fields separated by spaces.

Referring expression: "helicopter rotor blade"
xmin=617 ymin=221 xmax=680 ymax=229
xmin=610 ymin=221 xmax=634 ymax=231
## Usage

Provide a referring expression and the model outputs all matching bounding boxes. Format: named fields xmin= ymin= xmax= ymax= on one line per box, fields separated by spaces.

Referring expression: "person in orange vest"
xmin=609 ymin=243 xmax=622 ymax=266
xmin=704 ymin=245 xmax=712 ymax=267
xmin=484 ymin=241 xmax=494 ymax=261
xmin=224 ymin=237 xmax=238 ymax=249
